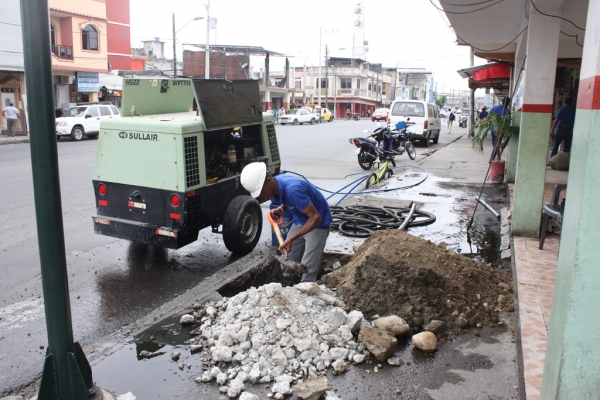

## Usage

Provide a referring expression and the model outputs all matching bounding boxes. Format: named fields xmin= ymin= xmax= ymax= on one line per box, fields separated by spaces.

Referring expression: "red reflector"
xmin=127 ymin=201 xmax=134 ymax=207
xmin=170 ymin=194 xmax=181 ymax=207
xmin=98 ymin=200 xmax=108 ymax=206
xmin=187 ymin=190 xmax=196 ymax=197
xmin=97 ymin=183 xmax=107 ymax=196
xmin=170 ymin=213 xmax=181 ymax=220
xmin=424 ymin=121 xmax=428 ymax=129
xmin=353 ymin=139 xmax=361 ymax=147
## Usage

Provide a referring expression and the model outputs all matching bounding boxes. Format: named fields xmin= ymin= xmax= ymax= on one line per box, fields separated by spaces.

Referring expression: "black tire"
xmin=406 ymin=140 xmax=417 ymax=160
xmin=222 ymin=196 xmax=262 ymax=255
xmin=310 ymin=118 xmax=316 ymax=125
xmin=385 ymin=169 xmax=393 ymax=180
xmin=71 ymin=126 xmax=84 ymax=141
xmin=329 ymin=116 xmax=334 ymax=122
xmin=390 ymin=157 xmax=396 ymax=167
xmin=293 ymin=119 xmax=299 ymax=125
xmin=432 ymin=132 xmax=440 ymax=144
xmin=87 ymin=134 xmax=98 ymax=140
xmin=365 ymin=173 xmax=377 ymax=189
xmin=358 ymin=148 xmax=375 ymax=170
xmin=56 ymin=135 xmax=61 ymax=141
xmin=422 ymin=134 xmax=430 ymax=147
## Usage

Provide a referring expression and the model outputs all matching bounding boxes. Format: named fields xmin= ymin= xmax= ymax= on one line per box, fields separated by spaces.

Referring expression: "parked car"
xmin=56 ymin=102 xmax=120 ymax=141
xmin=279 ymin=108 xmax=319 ymax=125
xmin=371 ymin=108 xmax=389 ymax=122
xmin=388 ymin=100 xmax=442 ymax=147
xmin=321 ymin=108 xmax=334 ymax=122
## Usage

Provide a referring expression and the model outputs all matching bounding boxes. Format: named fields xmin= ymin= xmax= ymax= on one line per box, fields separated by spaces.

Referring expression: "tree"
xmin=435 ymin=95 xmax=447 ymax=108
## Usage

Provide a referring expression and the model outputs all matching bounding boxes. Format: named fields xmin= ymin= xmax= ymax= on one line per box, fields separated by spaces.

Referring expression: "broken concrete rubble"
xmin=373 ymin=315 xmax=410 ymax=336
xmin=357 ymin=326 xmax=398 ymax=362
xmin=292 ymin=376 xmax=329 ymax=400
xmin=412 ymin=331 xmax=438 ymax=353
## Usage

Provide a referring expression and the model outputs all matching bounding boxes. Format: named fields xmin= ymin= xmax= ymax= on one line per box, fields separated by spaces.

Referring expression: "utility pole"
xmin=172 ymin=13 xmax=177 ymax=78
xmin=333 ymin=66 xmax=337 ymax=117
xmin=469 ymin=47 xmax=475 ymax=136
xmin=318 ymin=28 xmax=322 ymax=108
xmin=205 ymin=0 xmax=210 ymax=79
xmin=325 ymin=45 xmax=328 ymax=110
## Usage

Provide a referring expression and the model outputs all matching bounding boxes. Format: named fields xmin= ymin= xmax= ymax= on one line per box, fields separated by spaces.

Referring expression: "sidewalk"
xmin=0 ymin=134 xmax=29 ymax=145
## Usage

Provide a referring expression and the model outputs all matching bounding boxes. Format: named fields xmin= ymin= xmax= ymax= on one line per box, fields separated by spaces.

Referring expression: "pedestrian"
xmin=367 ymin=109 xmax=371 ymax=118
xmin=2 ymin=101 xmax=20 ymax=137
xmin=240 ymin=162 xmax=331 ymax=285
xmin=549 ymin=97 xmax=576 ymax=158
xmin=477 ymin=106 xmax=488 ymax=121
xmin=489 ymin=97 xmax=511 ymax=150
xmin=447 ymin=110 xmax=455 ymax=133
xmin=279 ymin=105 xmax=285 ymax=116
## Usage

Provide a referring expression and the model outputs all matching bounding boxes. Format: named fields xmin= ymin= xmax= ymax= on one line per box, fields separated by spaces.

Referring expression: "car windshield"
xmin=375 ymin=108 xmax=388 ymax=113
xmin=63 ymin=107 xmax=88 ymax=117
xmin=391 ymin=102 xmax=424 ymax=117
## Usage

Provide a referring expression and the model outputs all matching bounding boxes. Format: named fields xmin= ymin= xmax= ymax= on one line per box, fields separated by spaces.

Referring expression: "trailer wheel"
xmin=223 ymin=195 xmax=262 ymax=255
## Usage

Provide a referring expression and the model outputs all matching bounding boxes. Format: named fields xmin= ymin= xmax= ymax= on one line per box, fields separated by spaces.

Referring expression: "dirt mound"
xmin=323 ymin=230 xmax=513 ymax=332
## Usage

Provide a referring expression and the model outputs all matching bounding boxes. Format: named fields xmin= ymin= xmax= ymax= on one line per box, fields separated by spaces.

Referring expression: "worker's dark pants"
xmin=283 ymin=224 xmax=329 ymax=283
xmin=551 ymin=126 xmax=573 ymax=157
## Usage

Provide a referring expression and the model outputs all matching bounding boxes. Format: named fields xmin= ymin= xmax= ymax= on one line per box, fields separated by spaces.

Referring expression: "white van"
xmin=387 ymin=100 xmax=441 ymax=147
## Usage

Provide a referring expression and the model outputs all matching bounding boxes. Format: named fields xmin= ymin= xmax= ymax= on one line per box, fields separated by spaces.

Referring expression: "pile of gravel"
xmin=186 ymin=282 xmax=369 ymax=398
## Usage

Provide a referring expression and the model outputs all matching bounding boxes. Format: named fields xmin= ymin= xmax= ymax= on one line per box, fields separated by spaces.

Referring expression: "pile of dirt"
xmin=323 ymin=230 xmax=513 ymax=332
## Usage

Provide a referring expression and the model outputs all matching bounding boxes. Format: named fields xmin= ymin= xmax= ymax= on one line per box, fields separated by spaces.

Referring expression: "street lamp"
xmin=318 ymin=29 xmax=339 ymax=109
xmin=325 ymin=46 xmax=344 ymax=115
xmin=173 ymin=14 xmax=203 ymax=78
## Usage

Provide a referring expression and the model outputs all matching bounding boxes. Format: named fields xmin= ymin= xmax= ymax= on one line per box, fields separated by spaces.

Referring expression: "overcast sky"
xmin=130 ymin=0 xmax=485 ymax=91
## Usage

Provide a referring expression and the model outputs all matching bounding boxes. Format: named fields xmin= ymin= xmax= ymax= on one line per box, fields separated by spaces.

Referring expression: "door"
xmin=84 ymin=106 xmax=101 ymax=133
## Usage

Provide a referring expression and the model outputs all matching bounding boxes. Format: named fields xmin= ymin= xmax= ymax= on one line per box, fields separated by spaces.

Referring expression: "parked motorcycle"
xmin=349 ymin=119 xmax=417 ymax=170
xmin=459 ymin=115 xmax=468 ymax=128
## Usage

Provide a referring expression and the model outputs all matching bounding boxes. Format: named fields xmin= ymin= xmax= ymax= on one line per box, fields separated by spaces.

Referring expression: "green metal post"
xmin=20 ymin=1 xmax=93 ymax=399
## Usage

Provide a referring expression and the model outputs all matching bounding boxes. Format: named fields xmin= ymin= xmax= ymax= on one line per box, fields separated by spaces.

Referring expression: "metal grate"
xmin=266 ymin=124 xmax=280 ymax=163
xmin=184 ymin=136 xmax=200 ymax=187
xmin=186 ymin=193 xmax=201 ymax=222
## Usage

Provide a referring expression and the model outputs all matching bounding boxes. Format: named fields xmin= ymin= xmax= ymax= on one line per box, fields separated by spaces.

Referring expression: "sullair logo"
xmin=118 ymin=132 xmax=159 ymax=141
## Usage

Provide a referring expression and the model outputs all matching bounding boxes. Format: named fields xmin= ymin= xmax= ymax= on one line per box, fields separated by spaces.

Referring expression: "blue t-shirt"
xmin=273 ymin=175 xmax=331 ymax=229
xmin=479 ymin=110 xmax=488 ymax=119
xmin=555 ymin=104 xmax=575 ymax=128
xmin=490 ymin=105 xmax=510 ymax=133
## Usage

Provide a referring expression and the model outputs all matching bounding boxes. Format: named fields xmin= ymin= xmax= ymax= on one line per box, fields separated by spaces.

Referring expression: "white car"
xmin=56 ymin=103 xmax=121 ymax=141
xmin=279 ymin=108 xmax=319 ymax=125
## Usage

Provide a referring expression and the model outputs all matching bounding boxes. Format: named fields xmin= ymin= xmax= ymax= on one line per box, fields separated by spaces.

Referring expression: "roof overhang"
xmin=457 ymin=62 xmax=512 ymax=94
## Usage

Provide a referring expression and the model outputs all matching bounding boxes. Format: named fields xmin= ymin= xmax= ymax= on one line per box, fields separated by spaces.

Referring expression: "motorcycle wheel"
xmin=358 ymin=148 xmax=375 ymax=170
xmin=406 ymin=141 xmax=417 ymax=160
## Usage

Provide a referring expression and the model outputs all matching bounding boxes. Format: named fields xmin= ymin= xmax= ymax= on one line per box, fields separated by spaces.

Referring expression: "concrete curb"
xmin=417 ymin=134 xmax=465 ymax=166
xmin=0 ymin=137 xmax=29 ymax=145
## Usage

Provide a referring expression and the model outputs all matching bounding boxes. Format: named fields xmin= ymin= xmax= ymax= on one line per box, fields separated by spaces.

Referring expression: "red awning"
xmin=471 ymin=63 xmax=511 ymax=82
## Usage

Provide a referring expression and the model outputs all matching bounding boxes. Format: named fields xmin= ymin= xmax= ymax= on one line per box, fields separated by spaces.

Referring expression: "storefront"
xmin=74 ymin=72 xmax=100 ymax=103
xmin=0 ymin=72 xmax=25 ymax=133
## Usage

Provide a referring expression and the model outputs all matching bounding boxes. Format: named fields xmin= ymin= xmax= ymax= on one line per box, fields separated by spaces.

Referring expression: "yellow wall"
xmin=50 ymin=0 xmax=106 ymax=19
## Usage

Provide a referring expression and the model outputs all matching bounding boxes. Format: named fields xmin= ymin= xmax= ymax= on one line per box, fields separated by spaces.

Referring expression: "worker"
xmin=549 ymin=97 xmax=576 ymax=158
xmin=240 ymin=162 xmax=331 ymax=285
xmin=477 ymin=105 xmax=488 ymax=121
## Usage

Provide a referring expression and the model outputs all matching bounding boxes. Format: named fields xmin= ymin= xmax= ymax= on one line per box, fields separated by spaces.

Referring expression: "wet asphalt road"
xmin=0 ymin=119 xmax=466 ymax=395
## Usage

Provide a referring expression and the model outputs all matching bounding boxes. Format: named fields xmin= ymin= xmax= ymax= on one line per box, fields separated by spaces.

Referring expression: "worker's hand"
xmin=270 ymin=206 xmax=283 ymax=220
xmin=278 ymin=238 xmax=293 ymax=254
xmin=550 ymin=131 xmax=555 ymax=140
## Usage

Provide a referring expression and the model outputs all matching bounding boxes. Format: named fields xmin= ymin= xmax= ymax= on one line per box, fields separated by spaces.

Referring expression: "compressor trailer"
xmin=92 ymin=79 xmax=281 ymax=254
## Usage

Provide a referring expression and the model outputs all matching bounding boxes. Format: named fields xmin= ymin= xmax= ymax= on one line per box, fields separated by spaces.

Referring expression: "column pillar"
xmin=506 ymin=33 xmax=527 ymax=183
xmin=511 ymin=7 xmax=560 ymax=236
xmin=541 ymin=0 xmax=600 ymax=396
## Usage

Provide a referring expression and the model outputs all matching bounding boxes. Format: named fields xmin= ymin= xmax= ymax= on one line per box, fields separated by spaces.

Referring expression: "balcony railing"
xmin=52 ymin=45 xmax=73 ymax=60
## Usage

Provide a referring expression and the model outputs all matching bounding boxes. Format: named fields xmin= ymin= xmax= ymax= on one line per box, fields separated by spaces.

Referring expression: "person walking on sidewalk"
xmin=2 ymin=102 xmax=20 ymax=137
xmin=489 ymin=97 xmax=511 ymax=150
xmin=477 ymin=106 xmax=488 ymax=121
xmin=549 ymin=97 xmax=576 ymax=158
xmin=240 ymin=162 xmax=332 ymax=285
xmin=447 ymin=110 xmax=455 ymax=133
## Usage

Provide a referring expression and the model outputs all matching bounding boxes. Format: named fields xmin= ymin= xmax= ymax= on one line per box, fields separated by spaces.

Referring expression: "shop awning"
xmin=457 ymin=62 xmax=511 ymax=94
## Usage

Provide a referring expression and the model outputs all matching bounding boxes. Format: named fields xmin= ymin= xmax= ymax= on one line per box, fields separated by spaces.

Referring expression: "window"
xmin=99 ymin=106 xmax=111 ymax=116
xmin=110 ymin=106 xmax=119 ymax=115
xmin=368 ymin=83 xmax=372 ymax=91
xmin=356 ymin=79 xmax=361 ymax=90
xmin=295 ymin=80 xmax=302 ymax=89
xmin=86 ymin=107 xmax=99 ymax=117
xmin=82 ymin=25 xmax=98 ymax=51
xmin=341 ymin=78 xmax=352 ymax=89
xmin=51 ymin=25 xmax=56 ymax=49
xmin=391 ymin=102 xmax=425 ymax=117
xmin=320 ymin=78 xmax=328 ymax=89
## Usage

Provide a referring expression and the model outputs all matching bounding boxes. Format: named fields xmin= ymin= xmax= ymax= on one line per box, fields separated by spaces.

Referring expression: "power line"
xmin=529 ymin=0 xmax=585 ymax=31
xmin=429 ymin=0 xmax=505 ymax=14
xmin=439 ymin=0 xmax=498 ymax=6
xmin=560 ymin=31 xmax=583 ymax=48
xmin=455 ymin=27 xmax=528 ymax=52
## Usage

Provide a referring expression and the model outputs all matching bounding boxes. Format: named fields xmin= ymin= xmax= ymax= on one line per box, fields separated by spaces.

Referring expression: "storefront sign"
xmin=76 ymin=73 xmax=100 ymax=92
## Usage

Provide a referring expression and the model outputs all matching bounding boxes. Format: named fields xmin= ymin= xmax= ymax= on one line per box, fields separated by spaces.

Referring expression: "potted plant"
xmin=471 ymin=112 xmax=519 ymax=183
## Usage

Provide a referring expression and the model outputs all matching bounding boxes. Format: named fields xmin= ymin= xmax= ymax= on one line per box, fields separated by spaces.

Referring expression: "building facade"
xmin=106 ymin=0 xmax=132 ymax=70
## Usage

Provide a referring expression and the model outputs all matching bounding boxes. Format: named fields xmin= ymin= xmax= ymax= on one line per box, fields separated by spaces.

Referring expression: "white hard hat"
xmin=241 ymin=162 xmax=267 ymax=198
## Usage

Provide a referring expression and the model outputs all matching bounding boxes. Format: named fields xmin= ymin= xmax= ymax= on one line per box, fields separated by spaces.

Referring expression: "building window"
xmin=122 ymin=29 xmax=127 ymax=35
xmin=356 ymin=79 xmax=361 ymax=89
xmin=82 ymin=25 xmax=98 ymax=51
xmin=295 ymin=80 xmax=302 ymax=89
xmin=320 ymin=78 xmax=328 ymax=89
xmin=341 ymin=78 xmax=352 ymax=89
xmin=368 ymin=83 xmax=372 ymax=91
xmin=51 ymin=25 xmax=56 ymax=49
